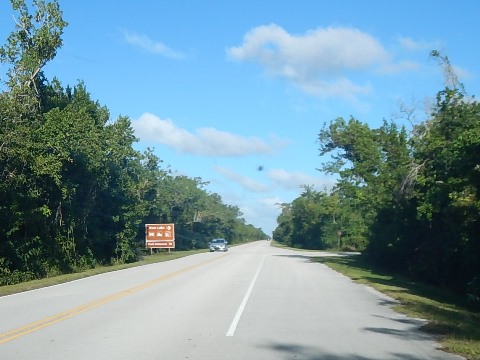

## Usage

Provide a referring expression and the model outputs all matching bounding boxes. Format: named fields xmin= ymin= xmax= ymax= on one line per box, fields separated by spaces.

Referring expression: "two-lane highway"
xmin=0 ymin=241 xmax=463 ymax=359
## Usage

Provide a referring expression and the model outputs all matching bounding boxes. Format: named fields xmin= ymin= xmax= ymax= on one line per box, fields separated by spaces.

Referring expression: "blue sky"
xmin=1 ymin=1 xmax=479 ymax=236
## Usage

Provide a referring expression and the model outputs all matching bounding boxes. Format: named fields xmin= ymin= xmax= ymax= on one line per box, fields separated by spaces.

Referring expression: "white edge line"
xmin=226 ymin=255 xmax=266 ymax=337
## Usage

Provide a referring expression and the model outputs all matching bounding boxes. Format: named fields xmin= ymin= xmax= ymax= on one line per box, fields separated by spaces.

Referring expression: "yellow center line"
xmin=0 ymin=254 xmax=226 ymax=344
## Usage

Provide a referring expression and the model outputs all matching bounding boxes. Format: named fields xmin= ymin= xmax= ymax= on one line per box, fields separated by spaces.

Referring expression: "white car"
xmin=209 ymin=238 xmax=228 ymax=252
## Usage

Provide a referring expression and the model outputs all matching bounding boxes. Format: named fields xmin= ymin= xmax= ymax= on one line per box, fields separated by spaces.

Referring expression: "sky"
xmin=1 ymin=1 xmax=479 ymax=236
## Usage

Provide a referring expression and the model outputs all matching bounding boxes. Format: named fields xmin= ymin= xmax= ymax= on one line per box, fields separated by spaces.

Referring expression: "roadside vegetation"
xmin=318 ymin=255 xmax=480 ymax=360
xmin=0 ymin=0 xmax=265 ymax=287
xmin=273 ymin=52 xmax=480 ymax=306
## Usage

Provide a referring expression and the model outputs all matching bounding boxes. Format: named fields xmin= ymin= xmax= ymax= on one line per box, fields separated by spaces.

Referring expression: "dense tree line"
xmin=0 ymin=0 xmax=265 ymax=286
xmin=274 ymin=53 xmax=480 ymax=302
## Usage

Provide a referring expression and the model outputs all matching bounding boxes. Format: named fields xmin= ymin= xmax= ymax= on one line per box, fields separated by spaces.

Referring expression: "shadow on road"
xmin=256 ymin=341 xmax=451 ymax=360
xmin=273 ymin=254 xmax=315 ymax=260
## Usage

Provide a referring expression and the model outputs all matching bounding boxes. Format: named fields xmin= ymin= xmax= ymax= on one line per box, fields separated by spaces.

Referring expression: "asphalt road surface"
xmin=0 ymin=241 xmax=464 ymax=360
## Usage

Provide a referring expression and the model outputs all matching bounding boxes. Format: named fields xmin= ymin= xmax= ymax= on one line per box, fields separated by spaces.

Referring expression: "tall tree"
xmin=317 ymin=117 xmax=410 ymax=247
xmin=0 ymin=0 xmax=67 ymax=110
xmin=0 ymin=0 xmax=68 ymax=281
xmin=0 ymin=0 xmax=266 ymax=285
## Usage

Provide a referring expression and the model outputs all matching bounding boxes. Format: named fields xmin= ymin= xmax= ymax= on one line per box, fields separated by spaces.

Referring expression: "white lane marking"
xmin=226 ymin=255 xmax=266 ymax=337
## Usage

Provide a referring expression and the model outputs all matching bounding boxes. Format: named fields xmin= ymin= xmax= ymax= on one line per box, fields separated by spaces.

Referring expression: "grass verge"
xmin=0 ymin=249 xmax=206 ymax=297
xmin=317 ymin=255 xmax=480 ymax=360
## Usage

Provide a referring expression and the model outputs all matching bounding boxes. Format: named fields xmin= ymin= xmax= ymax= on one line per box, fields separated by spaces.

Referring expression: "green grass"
xmin=317 ymin=255 xmax=480 ymax=360
xmin=0 ymin=249 xmax=207 ymax=297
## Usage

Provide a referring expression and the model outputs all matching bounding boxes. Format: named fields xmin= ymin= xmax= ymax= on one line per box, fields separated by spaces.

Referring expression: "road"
xmin=0 ymin=241 xmax=463 ymax=360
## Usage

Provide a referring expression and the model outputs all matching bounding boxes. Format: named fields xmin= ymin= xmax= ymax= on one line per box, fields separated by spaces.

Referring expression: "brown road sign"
xmin=145 ymin=224 xmax=175 ymax=249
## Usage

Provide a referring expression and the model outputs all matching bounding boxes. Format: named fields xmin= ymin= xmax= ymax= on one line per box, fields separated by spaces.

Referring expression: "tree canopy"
xmin=0 ymin=0 xmax=266 ymax=285
xmin=274 ymin=53 xmax=480 ymax=302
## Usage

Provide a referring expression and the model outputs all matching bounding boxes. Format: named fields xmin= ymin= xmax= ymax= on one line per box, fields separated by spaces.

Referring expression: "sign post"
xmin=145 ymin=224 xmax=175 ymax=252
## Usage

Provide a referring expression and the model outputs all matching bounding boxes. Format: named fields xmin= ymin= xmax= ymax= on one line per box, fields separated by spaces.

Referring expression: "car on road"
xmin=209 ymin=238 xmax=228 ymax=252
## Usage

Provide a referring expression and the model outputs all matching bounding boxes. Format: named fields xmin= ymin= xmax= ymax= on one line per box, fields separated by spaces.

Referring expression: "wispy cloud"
xmin=123 ymin=31 xmax=186 ymax=59
xmin=243 ymin=196 xmax=283 ymax=235
xmin=132 ymin=112 xmax=285 ymax=156
xmin=227 ymin=24 xmax=418 ymax=100
xmin=398 ymin=36 xmax=439 ymax=52
xmin=452 ymin=65 xmax=471 ymax=81
xmin=214 ymin=166 xmax=269 ymax=192
xmin=378 ymin=60 xmax=420 ymax=74
xmin=267 ymin=168 xmax=334 ymax=190
xmin=220 ymin=193 xmax=282 ymax=235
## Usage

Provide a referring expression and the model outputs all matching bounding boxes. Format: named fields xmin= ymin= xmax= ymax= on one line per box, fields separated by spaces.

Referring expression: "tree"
xmin=0 ymin=0 xmax=266 ymax=285
xmin=365 ymin=53 xmax=480 ymax=299
xmin=0 ymin=0 xmax=68 ymax=282
xmin=317 ymin=117 xmax=411 ymax=249
xmin=404 ymin=85 xmax=480 ymax=291
xmin=273 ymin=203 xmax=293 ymax=245
xmin=0 ymin=0 xmax=67 ymax=110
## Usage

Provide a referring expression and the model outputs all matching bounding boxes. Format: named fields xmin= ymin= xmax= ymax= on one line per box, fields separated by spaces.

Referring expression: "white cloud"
xmin=398 ymin=36 xmax=438 ymax=52
xmin=243 ymin=197 xmax=282 ymax=236
xmin=378 ymin=60 xmax=420 ymax=74
xmin=227 ymin=194 xmax=283 ymax=236
xmin=123 ymin=31 xmax=185 ymax=59
xmin=259 ymin=195 xmax=281 ymax=205
xmin=214 ymin=166 xmax=269 ymax=192
xmin=132 ymin=112 xmax=283 ymax=156
xmin=267 ymin=168 xmax=334 ymax=190
xmin=452 ymin=64 xmax=471 ymax=81
xmin=227 ymin=24 xmax=419 ymax=99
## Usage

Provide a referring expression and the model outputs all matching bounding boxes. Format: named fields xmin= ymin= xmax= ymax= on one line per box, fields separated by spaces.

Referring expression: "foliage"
xmin=273 ymin=186 xmax=367 ymax=251
xmin=399 ymin=86 xmax=480 ymax=294
xmin=275 ymin=116 xmax=410 ymax=251
xmin=273 ymin=50 xmax=480 ymax=302
xmin=0 ymin=1 xmax=265 ymax=286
